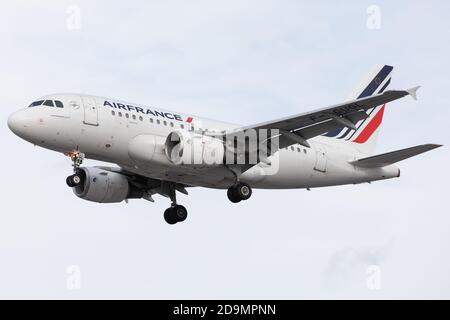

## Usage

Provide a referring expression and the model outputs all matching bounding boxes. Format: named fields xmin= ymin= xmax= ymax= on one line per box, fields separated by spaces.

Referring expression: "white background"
xmin=0 ymin=0 xmax=449 ymax=299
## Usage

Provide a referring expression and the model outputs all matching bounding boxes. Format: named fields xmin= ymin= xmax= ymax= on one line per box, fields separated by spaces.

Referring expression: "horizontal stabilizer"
xmin=350 ymin=144 xmax=442 ymax=168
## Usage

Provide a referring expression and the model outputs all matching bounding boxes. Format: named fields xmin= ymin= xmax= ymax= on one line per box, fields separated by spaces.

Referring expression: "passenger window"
xmin=297 ymin=148 xmax=301 ymax=152
xmin=180 ymin=124 xmax=184 ymax=129
xmin=118 ymin=112 xmax=122 ymax=117
xmin=43 ymin=100 xmax=54 ymax=107
xmin=55 ymin=100 xmax=64 ymax=108
xmin=163 ymin=121 xmax=167 ymax=126
xmin=139 ymin=116 xmax=143 ymax=121
xmin=150 ymin=118 xmax=154 ymax=123
xmin=125 ymin=113 xmax=129 ymax=119
xmin=157 ymin=119 xmax=160 ymax=124
xmin=111 ymin=111 xmax=115 ymax=116
xmin=170 ymin=122 xmax=174 ymax=127
xmin=132 ymin=114 xmax=136 ymax=120
xmin=28 ymin=100 xmax=44 ymax=107
xmin=303 ymin=149 xmax=307 ymax=154
xmin=291 ymin=146 xmax=294 ymax=151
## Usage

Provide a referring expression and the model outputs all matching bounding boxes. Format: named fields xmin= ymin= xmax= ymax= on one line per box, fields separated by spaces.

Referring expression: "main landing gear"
xmin=227 ymin=182 xmax=252 ymax=203
xmin=163 ymin=183 xmax=188 ymax=225
xmin=164 ymin=205 xmax=188 ymax=225
xmin=65 ymin=150 xmax=85 ymax=188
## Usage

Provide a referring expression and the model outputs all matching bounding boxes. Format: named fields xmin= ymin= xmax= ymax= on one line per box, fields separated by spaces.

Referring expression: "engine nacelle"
xmin=165 ymin=130 xmax=225 ymax=166
xmin=73 ymin=167 xmax=130 ymax=203
xmin=128 ymin=134 xmax=170 ymax=166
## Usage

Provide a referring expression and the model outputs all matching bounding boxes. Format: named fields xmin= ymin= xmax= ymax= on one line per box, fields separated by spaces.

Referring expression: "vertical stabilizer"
xmin=324 ymin=65 xmax=393 ymax=155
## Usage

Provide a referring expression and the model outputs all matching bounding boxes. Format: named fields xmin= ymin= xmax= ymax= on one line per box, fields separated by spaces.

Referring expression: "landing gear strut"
xmin=68 ymin=150 xmax=85 ymax=171
xmin=227 ymin=182 xmax=252 ymax=203
xmin=65 ymin=150 xmax=86 ymax=188
xmin=163 ymin=183 xmax=188 ymax=225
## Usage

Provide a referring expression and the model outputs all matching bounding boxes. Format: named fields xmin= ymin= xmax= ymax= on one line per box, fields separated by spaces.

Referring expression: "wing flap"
xmin=350 ymin=144 xmax=442 ymax=168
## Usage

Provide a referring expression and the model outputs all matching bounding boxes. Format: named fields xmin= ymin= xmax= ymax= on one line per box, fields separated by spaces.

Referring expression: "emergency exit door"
xmin=314 ymin=147 xmax=327 ymax=173
xmin=81 ymin=96 xmax=99 ymax=126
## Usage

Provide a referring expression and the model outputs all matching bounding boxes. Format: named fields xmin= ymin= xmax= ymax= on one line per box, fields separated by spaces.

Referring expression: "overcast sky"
xmin=1 ymin=0 xmax=449 ymax=299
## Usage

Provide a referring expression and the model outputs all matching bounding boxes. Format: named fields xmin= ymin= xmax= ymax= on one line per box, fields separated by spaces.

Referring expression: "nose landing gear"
xmin=227 ymin=182 xmax=252 ymax=203
xmin=65 ymin=150 xmax=86 ymax=188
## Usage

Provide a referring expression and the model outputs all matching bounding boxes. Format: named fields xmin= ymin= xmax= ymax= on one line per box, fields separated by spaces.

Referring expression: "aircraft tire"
xmin=66 ymin=175 xmax=76 ymax=187
xmin=227 ymin=187 xmax=241 ymax=203
xmin=234 ymin=182 xmax=252 ymax=201
xmin=66 ymin=173 xmax=83 ymax=187
xmin=173 ymin=205 xmax=188 ymax=222
xmin=164 ymin=208 xmax=178 ymax=225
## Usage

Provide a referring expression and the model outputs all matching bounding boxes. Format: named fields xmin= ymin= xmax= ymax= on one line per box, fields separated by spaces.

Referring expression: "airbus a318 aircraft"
xmin=8 ymin=65 xmax=441 ymax=224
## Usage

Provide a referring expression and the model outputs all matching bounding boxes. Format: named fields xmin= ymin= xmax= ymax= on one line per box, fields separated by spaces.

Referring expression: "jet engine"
xmin=72 ymin=167 xmax=134 ymax=203
xmin=165 ymin=130 xmax=225 ymax=166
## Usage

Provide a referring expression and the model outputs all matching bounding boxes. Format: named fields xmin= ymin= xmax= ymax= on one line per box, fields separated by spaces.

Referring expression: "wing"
xmin=214 ymin=86 xmax=420 ymax=171
xmin=227 ymin=87 xmax=419 ymax=144
xmin=96 ymin=166 xmax=190 ymax=202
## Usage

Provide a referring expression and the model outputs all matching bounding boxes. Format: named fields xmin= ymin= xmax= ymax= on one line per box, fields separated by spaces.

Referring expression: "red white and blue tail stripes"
xmin=324 ymin=65 xmax=393 ymax=143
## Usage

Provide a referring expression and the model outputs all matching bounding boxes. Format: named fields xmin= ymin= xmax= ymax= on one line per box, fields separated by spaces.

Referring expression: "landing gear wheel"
xmin=164 ymin=208 xmax=178 ymax=225
xmin=235 ymin=182 xmax=252 ymax=200
xmin=227 ymin=182 xmax=252 ymax=203
xmin=66 ymin=171 xmax=84 ymax=188
xmin=66 ymin=175 xmax=75 ymax=187
xmin=164 ymin=205 xmax=188 ymax=224
xmin=173 ymin=205 xmax=188 ymax=222
xmin=72 ymin=173 xmax=82 ymax=186
xmin=227 ymin=188 xmax=241 ymax=203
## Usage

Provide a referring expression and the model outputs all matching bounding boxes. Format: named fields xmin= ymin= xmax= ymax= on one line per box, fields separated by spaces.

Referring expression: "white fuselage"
xmin=8 ymin=93 xmax=400 ymax=189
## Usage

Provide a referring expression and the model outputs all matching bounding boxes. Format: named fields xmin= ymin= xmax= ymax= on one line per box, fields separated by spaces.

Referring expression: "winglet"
xmin=407 ymin=86 xmax=421 ymax=100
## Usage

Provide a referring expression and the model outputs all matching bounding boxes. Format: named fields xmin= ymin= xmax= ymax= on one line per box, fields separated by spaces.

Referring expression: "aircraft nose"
xmin=7 ymin=111 xmax=27 ymax=137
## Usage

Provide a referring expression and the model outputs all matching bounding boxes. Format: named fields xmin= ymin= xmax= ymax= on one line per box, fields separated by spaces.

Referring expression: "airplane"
xmin=7 ymin=65 xmax=442 ymax=224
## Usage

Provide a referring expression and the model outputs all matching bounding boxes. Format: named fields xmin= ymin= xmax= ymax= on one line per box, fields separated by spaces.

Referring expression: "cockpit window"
xmin=28 ymin=99 xmax=64 ymax=108
xmin=28 ymin=100 xmax=44 ymax=107
xmin=43 ymin=100 xmax=54 ymax=107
